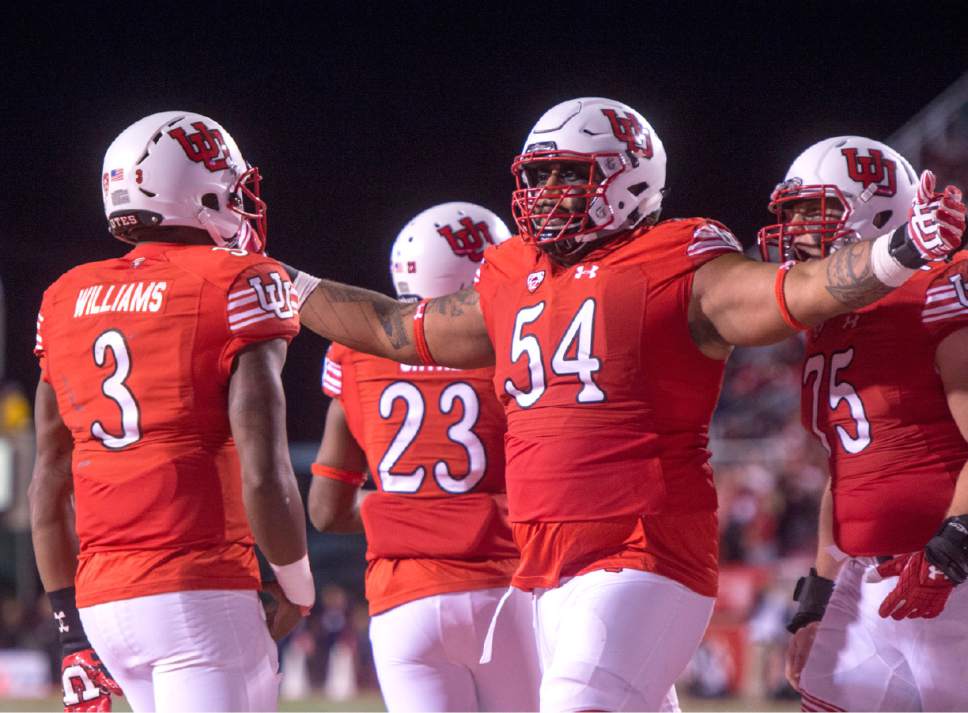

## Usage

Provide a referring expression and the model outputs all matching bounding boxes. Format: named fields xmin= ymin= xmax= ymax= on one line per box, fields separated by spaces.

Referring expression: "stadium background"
xmin=0 ymin=4 xmax=965 ymax=709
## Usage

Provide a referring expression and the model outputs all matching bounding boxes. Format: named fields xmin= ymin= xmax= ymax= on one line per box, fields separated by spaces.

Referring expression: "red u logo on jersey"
xmin=602 ymin=109 xmax=654 ymax=159
xmin=437 ymin=217 xmax=495 ymax=263
xmin=841 ymin=148 xmax=897 ymax=198
xmin=169 ymin=122 xmax=232 ymax=172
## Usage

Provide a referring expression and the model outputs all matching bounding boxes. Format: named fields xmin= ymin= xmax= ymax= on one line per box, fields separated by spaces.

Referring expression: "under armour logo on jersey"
xmin=54 ymin=611 xmax=68 ymax=633
xmin=168 ymin=122 xmax=232 ymax=172
xmin=437 ymin=217 xmax=495 ymax=263
xmin=574 ymin=264 xmax=599 ymax=279
xmin=248 ymin=272 xmax=295 ymax=319
xmin=601 ymin=109 xmax=654 ymax=159
xmin=527 ymin=270 xmax=545 ymax=292
xmin=842 ymin=313 xmax=861 ymax=330
xmin=927 ymin=564 xmax=945 ymax=581
xmin=841 ymin=148 xmax=897 ymax=199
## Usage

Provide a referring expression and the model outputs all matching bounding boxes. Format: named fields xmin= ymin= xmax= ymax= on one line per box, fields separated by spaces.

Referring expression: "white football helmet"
xmin=758 ymin=135 xmax=917 ymax=261
xmin=101 ymin=111 xmax=266 ymax=252
xmin=390 ymin=202 xmax=511 ymax=300
xmin=511 ymin=97 xmax=667 ymax=247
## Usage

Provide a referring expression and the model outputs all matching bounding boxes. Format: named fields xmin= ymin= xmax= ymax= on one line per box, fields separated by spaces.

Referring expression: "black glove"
xmin=925 ymin=514 xmax=968 ymax=585
xmin=787 ymin=568 xmax=835 ymax=634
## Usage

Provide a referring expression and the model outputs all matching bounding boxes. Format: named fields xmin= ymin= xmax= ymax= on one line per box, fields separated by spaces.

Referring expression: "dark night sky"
xmin=3 ymin=3 xmax=966 ymax=440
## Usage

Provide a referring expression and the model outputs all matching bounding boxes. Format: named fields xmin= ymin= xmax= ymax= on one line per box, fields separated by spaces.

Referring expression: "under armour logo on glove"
xmin=62 ymin=648 xmax=123 ymax=712
xmin=905 ymin=170 xmax=966 ymax=262
xmin=866 ymin=550 xmax=955 ymax=620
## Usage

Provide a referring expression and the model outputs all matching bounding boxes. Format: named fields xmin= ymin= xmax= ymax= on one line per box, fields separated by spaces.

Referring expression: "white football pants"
xmin=369 ymin=586 xmax=540 ymax=711
xmin=800 ymin=557 xmax=968 ymax=712
xmin=79 ymin=589 xmax=279 ymax=712
xmin=533 ymin=569 xmax=714 ymax=712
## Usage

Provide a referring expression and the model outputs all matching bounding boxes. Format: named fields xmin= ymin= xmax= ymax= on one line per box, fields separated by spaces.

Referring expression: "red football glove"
xmin=62 ymin=647 xmax=123 ymax=712
xmin=871 ymin=550 xmax=956 ymax=620
xmin=905 ymin=170 xmax=966 ymax=262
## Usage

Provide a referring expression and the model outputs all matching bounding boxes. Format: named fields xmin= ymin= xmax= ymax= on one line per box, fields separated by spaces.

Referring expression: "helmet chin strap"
xmin=196 ymin=208 xmax=230 ymax=247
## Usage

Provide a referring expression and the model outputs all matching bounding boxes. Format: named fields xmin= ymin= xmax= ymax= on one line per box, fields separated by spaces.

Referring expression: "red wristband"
xmin=413 ymin=300 xmax=438 ymax=366
xmin=774 ymin=261 xmax=810 ymax=331
xmin=311 ymin=463 xmax=365 ymax=486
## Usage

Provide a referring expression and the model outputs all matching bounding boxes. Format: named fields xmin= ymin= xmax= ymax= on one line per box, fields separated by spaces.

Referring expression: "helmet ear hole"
xmin=873 ymin=210 xmax=892 ymax=229
xmin=201 ymin=193 xmax=220 ymax=211
xmin=628 ymin=181 xmax=650 ymax=197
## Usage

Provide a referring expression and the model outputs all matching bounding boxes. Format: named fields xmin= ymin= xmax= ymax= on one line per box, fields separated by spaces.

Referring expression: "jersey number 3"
xmin=90 ymin=329 xmax=142 ymax=449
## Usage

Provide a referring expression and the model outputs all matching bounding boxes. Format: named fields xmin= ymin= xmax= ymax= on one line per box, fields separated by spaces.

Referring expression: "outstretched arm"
xmin=693 ymin=171 xmax=966 ymax=353
xmin=298 ymin=278 xmax=494 ymax=369
xmin=692 ymin=240 xmax=892 ymax=351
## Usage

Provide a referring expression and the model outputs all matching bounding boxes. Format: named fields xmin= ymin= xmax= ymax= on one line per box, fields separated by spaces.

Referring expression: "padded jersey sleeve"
xmin=321 ymin=343 xmax=348 ymax=399
xmin=682 ymin=219 xmax=743 ymax=267
xmin=217 ymin=259 xmax=301 ymax=379
xmin=921 ymin=256 xmax=968 ymax=345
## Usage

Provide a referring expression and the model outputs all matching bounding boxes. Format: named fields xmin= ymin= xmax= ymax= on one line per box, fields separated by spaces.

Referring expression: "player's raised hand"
xmin=867 ymin=551 xmax=955 ymax=619
xmin=900 ymin=170 xmax=967 ymax=263
xmin=62 ymin=647 xmax=123 ymax=712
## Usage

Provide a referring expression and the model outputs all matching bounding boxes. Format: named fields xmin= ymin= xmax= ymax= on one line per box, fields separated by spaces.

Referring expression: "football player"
xmin=308 ymin=202 xmax=543 ymax=711
xmin=765 ymin=137 xmax=968 ymax=712
xmin=290 ymin=98 xmax=966 ymax=711
xmin=29 ymin=111 xmax=314 ymax=712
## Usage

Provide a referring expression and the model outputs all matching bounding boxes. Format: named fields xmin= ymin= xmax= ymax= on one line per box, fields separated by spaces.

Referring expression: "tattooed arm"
xmin=688 ymin=239 xmax=894 ymax=355
xmin=298 ymin=280 xmax=494 ymax=368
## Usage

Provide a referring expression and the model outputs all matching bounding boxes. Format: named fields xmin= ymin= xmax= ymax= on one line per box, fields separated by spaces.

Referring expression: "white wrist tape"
xmin=870 ymin=233 xmax=916 ymax=287
xmin=270 ymin=554 xmax=315 ymax=608
xmin=292 ymin=270 xmax=322 ymax=309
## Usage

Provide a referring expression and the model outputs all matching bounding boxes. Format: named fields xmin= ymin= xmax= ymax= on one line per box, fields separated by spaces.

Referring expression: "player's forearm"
xmin=232 ymin=400 xmax=308 ymax=564
xmin=243 ymin=475 xmax=308 ymax=564
xmin=786 ymin=239 xmax=894 ymax=325
xmin=307 ymin=474 xmax=365 ymax=534
xmin=28 ymin=478 xmax=78 ymax=591
xmin=299 ymin=279 xmax=421 ymax=363
xmin=309 ymin=502 xmax=363 ymax=534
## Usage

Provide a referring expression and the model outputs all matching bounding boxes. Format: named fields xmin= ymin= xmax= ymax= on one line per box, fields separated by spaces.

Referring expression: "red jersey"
xmin=802 ymin=253 xmax=968 ymax=556
xmin=321 ymin=344 xmax=517 ymax=615
xmin=34 ymin=242 xmax=300 ymax=607
xmin=474 ymin=219 xmax=743 ymax=596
